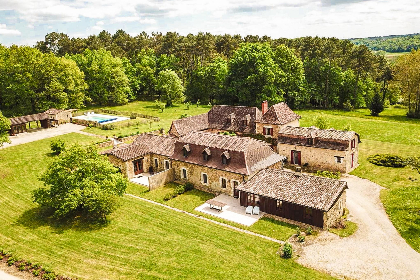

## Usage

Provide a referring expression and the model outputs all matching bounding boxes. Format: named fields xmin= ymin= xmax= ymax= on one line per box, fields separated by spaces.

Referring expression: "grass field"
xmin=126 ymin=183 xmax=298 ymax=241
xmin=297 ymin=106 xmax=420 ymax=252
xmin=82 ymin=101 xmax=212 ymax=137
xmin=0 ymin=133 xmax=331 ymax=279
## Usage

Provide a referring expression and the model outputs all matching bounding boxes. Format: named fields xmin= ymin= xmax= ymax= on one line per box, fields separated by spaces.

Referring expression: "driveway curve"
xmin=297 ymin=174 xmax=420 ymax=280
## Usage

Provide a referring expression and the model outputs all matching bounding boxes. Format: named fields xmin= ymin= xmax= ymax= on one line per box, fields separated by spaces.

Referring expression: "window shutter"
xmin=291 ymin=150 xmax=294 ymax=164
xmin=263 ymin=127 xmax=266 ymax=135
xmin=298 ymin=151 xmax=301 ymax=165
xmin=270 ymin=128 xmax=273 ymax=136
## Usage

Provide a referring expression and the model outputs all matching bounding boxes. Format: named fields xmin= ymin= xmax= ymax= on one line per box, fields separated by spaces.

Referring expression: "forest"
xmin=351 ymin=33 xmax=420 ymax=53
xmin=0 ymin=30 xmax=419 ymax=118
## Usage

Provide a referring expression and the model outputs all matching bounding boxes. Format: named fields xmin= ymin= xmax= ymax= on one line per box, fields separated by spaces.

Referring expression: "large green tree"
xmin=157 ymin=69 xmax=185 ymax=106
xmin=69 ymin=49 xmax=131 ymax=105
xmin=33 ymin=144 xmax=127 ymax=221
xmin=0 ymin=111 xmax=11 ymax=147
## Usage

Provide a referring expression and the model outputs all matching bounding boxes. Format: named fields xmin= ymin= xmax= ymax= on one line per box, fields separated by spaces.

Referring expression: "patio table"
xmin=206 ymin=199 xmax=227 ymax=211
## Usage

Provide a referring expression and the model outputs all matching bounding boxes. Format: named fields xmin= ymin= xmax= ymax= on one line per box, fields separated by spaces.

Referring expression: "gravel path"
xmin=0 ymin=123 xmax=86 ymax=149
xmin=297 ymin=174 xmax=420 ymax=280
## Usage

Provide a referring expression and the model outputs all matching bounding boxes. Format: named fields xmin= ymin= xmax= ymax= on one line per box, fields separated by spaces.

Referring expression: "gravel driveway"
xmin=297 ymin=174 xmax=420 ymax=280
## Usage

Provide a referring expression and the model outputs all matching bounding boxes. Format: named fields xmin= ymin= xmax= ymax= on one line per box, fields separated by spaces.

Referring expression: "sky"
xmin=0 ymin=0 xmax=419 ymax=46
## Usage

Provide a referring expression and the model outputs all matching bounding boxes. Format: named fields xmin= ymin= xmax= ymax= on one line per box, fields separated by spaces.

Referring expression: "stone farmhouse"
xmin=8 ymin=108 xmax=74 ymax=135
xmin=104 ymin=101 xmax=357 ymax=228
xmin=278 ymin=126 xmax=360 ymax=173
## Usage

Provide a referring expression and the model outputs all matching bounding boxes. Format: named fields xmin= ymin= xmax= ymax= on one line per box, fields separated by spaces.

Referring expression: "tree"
xmin=33 ymin=144 xmax=127 ymax=221
xmin=157 ymin=69 xmax=185 ymax=106
xmin=225 ymin=43 xmax=280 ymax=106
xmin=369 ymin=92 xmax=384 ymax=116
xmin=0 ymin=111 xmax=11 ymax=147
xmin=69 ymin=49 xmax=130 ymax=105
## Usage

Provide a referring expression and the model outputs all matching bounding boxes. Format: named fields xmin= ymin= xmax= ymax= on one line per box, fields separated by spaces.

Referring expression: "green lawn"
xmin=297 ymin=106 xmax=420 ymax=252
xmin=0 ymin=134 xmax=331 ymax=279
xmin=127 ymin=183 xmax=297 ymax=241
xmin=82 ymin=101 xmax=212 ymax=137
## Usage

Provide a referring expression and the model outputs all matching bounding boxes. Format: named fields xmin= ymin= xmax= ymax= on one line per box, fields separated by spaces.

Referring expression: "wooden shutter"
xmin=298 ymin=151 xmax=301 ymax=165
xmin=270 ymin=128 xmax=273 ymax=136
xmin=291 ymin=150 xmax=294 ymax=164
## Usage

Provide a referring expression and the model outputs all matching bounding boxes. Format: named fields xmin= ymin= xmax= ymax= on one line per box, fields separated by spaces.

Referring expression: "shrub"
xmin=342 ymin=124 xmax=352 ymax=131
xmin=7 ymin=256 xmax=17 ymax=266
xmin=315 ymin=170 xmax=341 ymax=179
xmin=33 ymin=270 xmax=40 ymax=277
xmin=343 ymin=100 xmax=354 ymax=111
xmin=163 ymin=193 xmax=174 ymax=201
xmin=180 ymin=114 xmax=190 ymax=119
xmin=101 ymin=124 xmax=115 ymax=130
xmin=298 ymin=235 xmax=305 ymax=242
xmin=175 ymin=185 xmax=186 ymax=195
xmin=369 ymin=92 xmax=384 ymax=116
xmin=130 ymin=113 xmax=137 ymax=120
xmin=50 ymin=139 xmax=65 ymax=155
xmin=184 ymin=182 xmax=194 ymax=191
xmin=18 ymin=262 xmax=26 ymax=271
xmin=42 ymin=272 xmax=56 ymax=280
xmin=295 ymin=227 xmax=301 ymax=236
xmin=367 ymin=154 xmax=408 ymax=167
xmin=196 ymin=99 xmax=201 ymax=107
xmin=282 ymin=242 xmax=293 ymax=258
xmin=185 ymin=101 xmax=191 ymax=110
xmin=305 ymin=226 xmax=313 ymax=235
xmin=315 ymin=115 xmax=328 ymax=129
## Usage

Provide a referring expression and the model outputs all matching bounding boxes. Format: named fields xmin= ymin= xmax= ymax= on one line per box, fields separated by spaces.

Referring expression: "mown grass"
xmin=127 ymin=182 xmax=297 ymax=241
xmin=82 ymin=101 xmax=212 ymax=137
xmin=329 ymin=221 xmax=358 ymax=238
xmin=0 ymin=134 xmax=331 ymax=279
xmin=297 ymin=106 xmax=420 ymax=252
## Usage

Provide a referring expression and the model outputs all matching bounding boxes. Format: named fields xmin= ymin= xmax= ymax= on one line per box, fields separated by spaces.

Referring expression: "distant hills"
xmin=350 ymin=33 xmax=420 ymax=53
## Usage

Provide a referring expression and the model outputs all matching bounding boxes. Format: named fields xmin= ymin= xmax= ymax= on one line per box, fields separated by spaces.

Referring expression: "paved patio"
xmin=130 ymin=173 xmax=151 ymax=186
xmin=195 ymin=194 xmax=264 ymax=226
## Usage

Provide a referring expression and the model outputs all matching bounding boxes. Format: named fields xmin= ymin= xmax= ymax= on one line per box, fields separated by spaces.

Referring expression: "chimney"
xmin=262 ymin=100 xmax=268 ymax=115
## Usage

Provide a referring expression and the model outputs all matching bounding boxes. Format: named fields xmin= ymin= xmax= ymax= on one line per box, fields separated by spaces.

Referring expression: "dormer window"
xmin=202 ymin=147 xmax=211 ymax=161
xmin=229 ymin=113 xmax=235 ymax=125
xmin=183 ymin=144 xmax=190 ymax=158
xmin=221 ymin=151 xmax=230 ymax=165
xmin=242 ymin=114 xmax=251 ymax=126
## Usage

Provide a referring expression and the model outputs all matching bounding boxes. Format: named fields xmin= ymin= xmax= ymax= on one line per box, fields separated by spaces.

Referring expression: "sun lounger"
xmin=246 ymin=206 xmax=253 ymax=214
xmin=252 ymin=206 xmax=260 ymax=215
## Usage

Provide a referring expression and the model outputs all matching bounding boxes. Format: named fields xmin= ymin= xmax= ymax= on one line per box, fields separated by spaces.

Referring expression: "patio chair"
xmin=246 ymin=206 xmax=253 ymax=214
xmin=252 ymin=206 xmax=260 ymax=215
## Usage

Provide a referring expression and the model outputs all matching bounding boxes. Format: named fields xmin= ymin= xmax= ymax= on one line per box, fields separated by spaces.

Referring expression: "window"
xmin=291 ymin=150 xmax=301 ymax=165
xmin=307 ymin=138 xmax=313 ymax=146
xmin=351 ymin=139 xmax=356 ymax=149
xmin=220 ymin=177 xmax=227 ymax=188
xmin=154 ymin=158 xmax=159 ymax=168
xmin=164 ymin=160 xmax=170 ymax=170
xmin=242 ymin=120 xmax=247 ymax=126
xmin=221 ymin=151 xmax=230 ymax=165
xmin=263 ymin=126 xmax=273 ymax=136
xmin=203 ymin=153 xmax=208 ymax=161
xmin=232 ymin=180 xmax=239 ymax=189
xmin=222 ymin=156 xmax=227 ymax=165
xmin=202 ymin=173 xmax=208 ymax=184
xmin=202 ymin=147 xmax=211 ymax=161
xmin=183 ymin=144 xmax=190 ymax=158
xmin=335 ymin=156 xmax=344 ymax=163
xmin=181 ymin=168 xmax=187 ymax=179
xmin=276 ymin=200 xmax=283 ymax=210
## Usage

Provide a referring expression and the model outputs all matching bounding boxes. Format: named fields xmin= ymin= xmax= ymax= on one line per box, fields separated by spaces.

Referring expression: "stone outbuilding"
xmin=236 ymin=168 xmax=348 ymax=228
xmin=277 ymin=126 xmax=360 ymax=173
xmin=170 ymin=131 xmax=285 ymax=196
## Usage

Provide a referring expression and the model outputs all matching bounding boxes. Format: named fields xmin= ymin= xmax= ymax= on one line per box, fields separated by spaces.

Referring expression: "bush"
xmin=282 ymin=242 xmax=293 ymax=258
xmin=298 ymin=235 xmax=305 ymax=242
xmin=33 ymin=270 xmax=40 ymax=277
xmin=315 ymin=170 xmax=341 ymax=179
xmin=184 ymin=182 xmax=194 ymax=191
xmin=42 ymin=272 xmax=56 ymax=280
xmin=7 ymin=256 xmax=17 ymax=266
xmin=18 ymin=262 xmax=26 ymax=271
xmin=101 ymin=124 xmax=115 ymax=130
xmin=305 ymin=226 xmax=313 ymax=235
xmin=163 ymin=193 xmax=174 ymax=201
xmin=367 ymin=154 xmax=408 ymax=167
xmin=50 ymin=139 xmax=65 ymax=155
xmin=130 ymin=113 xmax=137 ymax=120
xmin=342 ymin=124 xmax=352 ymax=131
xmin=315 ymin=115 xmax=329 ymax=129
xmin=369 ymin=92 xmax=384 ymax=116
xmin=175 ymin=185 xmax=186 ymax=195
xmin=343 ymin=100 xmax=354 ymax=111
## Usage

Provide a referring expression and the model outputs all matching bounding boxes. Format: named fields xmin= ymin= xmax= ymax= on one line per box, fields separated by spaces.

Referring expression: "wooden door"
xmin=133 ymin=159 xmax=143 ymax=175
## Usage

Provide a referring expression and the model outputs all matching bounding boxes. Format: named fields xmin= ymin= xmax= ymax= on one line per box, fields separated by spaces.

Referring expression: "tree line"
xmin=351 ymin=33 xmax=420 ymax=53
xmin=0 ymin=30 xmax=419 ymax=118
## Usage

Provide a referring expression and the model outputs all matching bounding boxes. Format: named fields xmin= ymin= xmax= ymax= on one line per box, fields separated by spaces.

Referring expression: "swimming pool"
xmin=73 ymin=113 xmax=129 ymax=124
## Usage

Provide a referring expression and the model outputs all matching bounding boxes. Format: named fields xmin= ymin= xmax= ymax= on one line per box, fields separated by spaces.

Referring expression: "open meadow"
xmin=0 ymin=133 xmax=331 ymax=279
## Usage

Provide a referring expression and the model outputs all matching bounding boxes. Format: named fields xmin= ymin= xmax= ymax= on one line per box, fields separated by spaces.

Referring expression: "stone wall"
xmin=171 ymin=160 xmax=246 ymax=196
xmin=323 ymin=189 xmax=346 ymax=228
xmin=256 ymin=119 xmax=300 ymax=138
xmin=107 ymin=155 xmax=131 ymax=177
xmin=148 ymin=168 xmax=175 ymax=190
xmin=277 ymin=142 xmax=359 ymax=173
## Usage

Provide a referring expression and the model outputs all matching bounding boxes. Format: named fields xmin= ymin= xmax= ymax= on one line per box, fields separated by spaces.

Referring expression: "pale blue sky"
xmin=0 ymin=0 xmax=419 ymax=46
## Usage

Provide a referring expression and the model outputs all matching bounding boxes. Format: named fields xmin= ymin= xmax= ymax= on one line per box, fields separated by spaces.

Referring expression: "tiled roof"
xmin=44 ymin=108 xmax=63 ymax=115
xmin=171 ymin=131 xmax=285 ymax=175
xmin=279 ymin=126 xmax=358 ymax=142
xmin=104 ymin=134 xmax=176 ymax=161
xmin=207 ymin=105 xmax=262 ymax=134
xmin=10 ymin=113 xmax=48 ymax=126
xmin=169 ymin=113 xmax=209 ymax=137
xmin=237 ymin=169 xmax=347 ymax=211
xmin=260 ymin=102 xmax=301 ymax=125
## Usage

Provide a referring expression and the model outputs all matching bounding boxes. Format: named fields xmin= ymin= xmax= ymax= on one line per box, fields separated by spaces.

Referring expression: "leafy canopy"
xmin=157 ymin=69 xmax=184 ymax=107
xmin=0 ymin=111 xmax=11 ymax=147
xmin=33 ymin=144 xmax=128 ymax=221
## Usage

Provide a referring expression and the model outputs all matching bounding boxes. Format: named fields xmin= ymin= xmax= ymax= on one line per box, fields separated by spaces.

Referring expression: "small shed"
xmin=236 ymin=169 xmax=348 ymax=228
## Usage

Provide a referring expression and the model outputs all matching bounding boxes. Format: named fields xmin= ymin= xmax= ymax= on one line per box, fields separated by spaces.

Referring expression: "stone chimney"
xmin=261 ymin=100 xmax=268 ymax=115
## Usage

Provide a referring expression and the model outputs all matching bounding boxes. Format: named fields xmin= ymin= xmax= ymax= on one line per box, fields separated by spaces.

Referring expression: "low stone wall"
xmin=148 ymin=168 xmax=175 ymax=190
